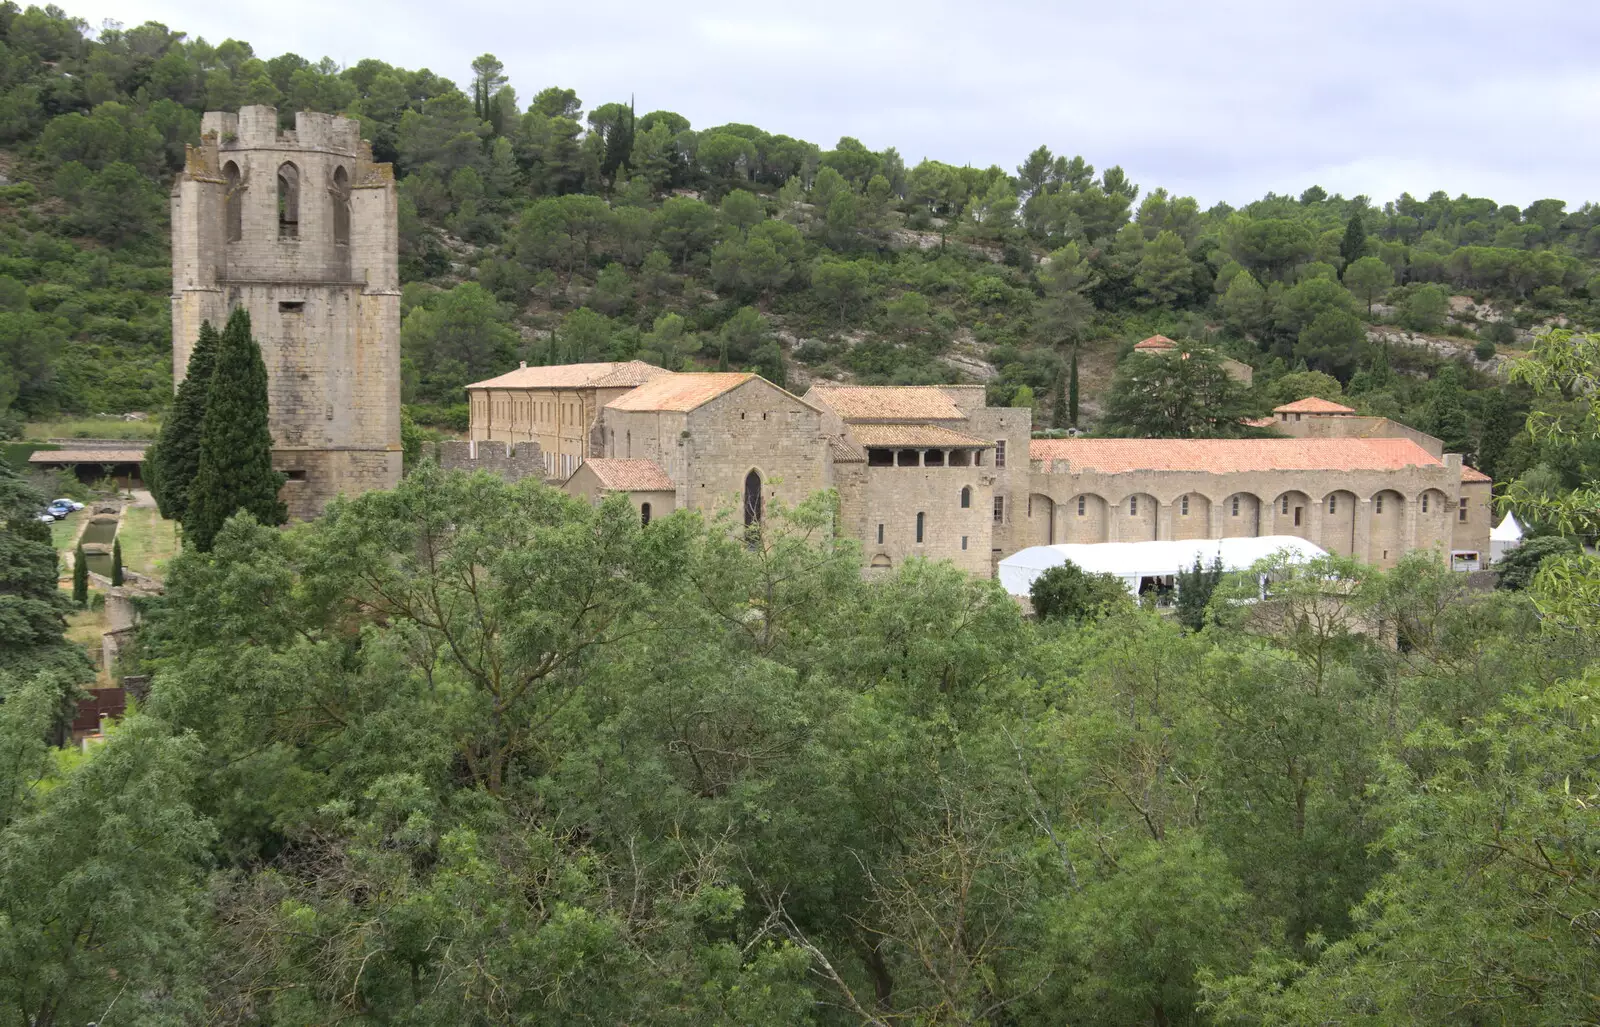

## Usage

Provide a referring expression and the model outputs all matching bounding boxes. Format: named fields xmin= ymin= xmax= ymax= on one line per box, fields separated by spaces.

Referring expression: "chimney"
xmin=519 ymin=360 xmax=527 ymax=369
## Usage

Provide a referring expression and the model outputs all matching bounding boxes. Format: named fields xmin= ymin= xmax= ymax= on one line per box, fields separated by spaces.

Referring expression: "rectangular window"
xmin=1329 ymin=495 xmax=1337 ymax=514
xmin=1282 ymin=496 xmax=1289 ymax=514
xmin=1459 ymin=498 xmax=1468 ymax=522
xmin=1232 ymin=496 xmax=1240 ymax=516
xmin=1181 ymin=495 xmax=1189 ymax=516
xmin=993 ymin=496 xmax=1004 ymax=523
xmin=1294 ymin=507 xmax=1302 ymax=527
xmin=961 ymin=536 xmax=968 ymax=550
xmin=284 ymin=469 xmax=308 ymax=482
xmin=278 ymin=300 xmax=304 ymax=313
xmin=1376 ymin=495 xmax=1383 ymax=513
xmin=877 ymin=523 xmax=884 ymax=544
xmin=916 ymin=512 xmax=925 ymax=543
xmin=1078 ymin=495 xmax=1086 ymax=516
xmin=995 ymin=440 xmax=1006 ymax=468
xmin=1422 ymin=494 xmax=1429 ymax=513
xmin=1129 ymin=496 xmax=1138 ymax=515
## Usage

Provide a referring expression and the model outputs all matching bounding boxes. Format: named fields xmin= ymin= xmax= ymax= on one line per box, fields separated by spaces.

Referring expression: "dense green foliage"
xmin=184 ymin=308 xmax=284 ymax=551
xmin=0 ymin=4 xmax=1596 ymax=483
xmin=0 ymin=455 xmax=81 ymax=681
xmin=148 ymin=318 xmax=220 ymax=522
xmin=1028 ymin=558 xmax=1130 ymax=621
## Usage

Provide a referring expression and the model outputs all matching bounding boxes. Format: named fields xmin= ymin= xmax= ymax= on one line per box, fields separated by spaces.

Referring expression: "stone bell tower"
xmin=170 ymin=104 xmax=402 ymax=520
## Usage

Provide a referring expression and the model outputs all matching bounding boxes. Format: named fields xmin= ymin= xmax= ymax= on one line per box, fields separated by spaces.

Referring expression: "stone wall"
xmin=851 ymin=464 xmax=995 ymax=576
xmin=435 ymin=440 xmax=546 ymax=483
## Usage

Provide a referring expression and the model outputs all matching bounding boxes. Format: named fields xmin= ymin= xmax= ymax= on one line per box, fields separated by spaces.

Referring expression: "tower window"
xmin=877 ymin=523 xmax=884 ymax=544
xmin=1232 ymin=495 xmax=1240 ymax=516
xmin=960 ymin=486 xmax=971 ymax=509
xmin=277 ymin=162 xmax=300 ymax=239
xmin=1181 ymin=495 xmax=1189 ymax=515
xmin=1376 ymin=495 xmax=1384 ymax=514
xmin=1459 ymin=498 xmax=1467 ymax=521
xmin=331 ymin=165 xmax=351 ymax=245
xmin=1329 ymin=495 xmax=1337 ymax=514
xmin=223 ymin=161 xmax=243 ymax=242
xmin=993 ymin=496 xmax=1004 ymax=523
xmin=1077 ymin=495 xmax=1086 ymax=516
xmin=995 ymin=440 xmax=1006 ymax=467
xmin=961 ymin=536 xmax=968 ymax=550
xmin=1422 ymin=494 xmax=1429 ymax=513
xmin=1129 ymin=496 xmax=1138 ymax=515
xmin=916 ymin=512 xmax=925 ymax=543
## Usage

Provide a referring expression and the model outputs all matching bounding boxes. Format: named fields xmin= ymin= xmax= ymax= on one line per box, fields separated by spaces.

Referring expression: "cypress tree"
xmin=1339 ymin=212 xmax=1367 ymax=266
xmin=1050 ymin=370 xmax=1068 ymax=429
xmin=110 ymin=537 xmax=124 ymax=586
xmin=151 ymin=320 xmax=222 ymax=522
xmin=1068 ymin=349 xmax=1080 ymax=427
xmin=185 ymin=308 xmax=286 ymax=552
xmin=72 ymin=541 xmax=88 ymax=606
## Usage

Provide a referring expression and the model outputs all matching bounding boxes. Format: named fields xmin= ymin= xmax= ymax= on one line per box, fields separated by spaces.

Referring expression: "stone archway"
xmin=1064 ymin=493 xmax=1108 ymax=543
xmin=1171 ymin=492 xmax=1211 ymax=540
xmin=1321 ymin=490 xmax=1358 ymax=556
xmin=1369 ymin=489 xmax=1406 ymax=567
xmin=1272 ymin=490 xmax=1313 ymax=539
xmin=1119 ymin=493 xmax=1159 ymax=542
xmin=1222 ymin=492 xmax=1262 ymax=538
xmin=1416 ymin=488 xmax=1451 ymax=553
xmin=1027 ymin=493 xmax=1056 ymax=546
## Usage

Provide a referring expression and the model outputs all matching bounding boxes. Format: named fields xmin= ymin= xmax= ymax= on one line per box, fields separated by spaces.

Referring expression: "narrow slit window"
xmin=331 ymin=165 xmax=351 ymax=245
xmin=1129 ymin=496 xmax=1138 ymax=515
xmin=915 ymin=512 xmax=925 ymax=543
xmin=1077 ymin=495 xmax=1085 ymax=516
xmin=960 ymin=486 xmax=971 ymax=509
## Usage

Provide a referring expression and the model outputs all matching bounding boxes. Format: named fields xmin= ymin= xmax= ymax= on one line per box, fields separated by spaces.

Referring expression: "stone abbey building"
xmin=465 ymin=364 xmax=1493 ymax=575
xmin=172 ymin=105 xmax=402 ymax=519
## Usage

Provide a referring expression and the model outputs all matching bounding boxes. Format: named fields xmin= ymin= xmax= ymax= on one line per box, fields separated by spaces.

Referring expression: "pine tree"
xmin=1050 ymin=370 xmax=1068 ymax=429
xmin=1339 ymin=212 xmax=1367 ymax=266
xmin=1068 ymin=349 xmax=1080 ymax=427
xmin=110 ymin=537 xmax=124 ymax=586
xmin=72 ymin=542 xmax=88 ymax=606
xmin=1424 ymin=364 xmax=1474 ymax=461
xmin=1476 ymin=389 xmax=1519 ymax=482
xmin=151 ymin=321 xmax=222 ymax=523
xmin=185 ymin=308 xmax=286 ymax=552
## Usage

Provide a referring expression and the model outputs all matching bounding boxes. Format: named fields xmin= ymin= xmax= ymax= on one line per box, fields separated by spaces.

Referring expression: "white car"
xmin=35 ymin=511 xmax=57 ymax=522
xmin=50 ymin=498 xmax=85 ymax=511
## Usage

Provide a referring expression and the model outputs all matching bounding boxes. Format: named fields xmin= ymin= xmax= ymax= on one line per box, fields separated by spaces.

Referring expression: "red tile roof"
xmin=1133 ymin=335 xmax=1179 ymax=351
xmin=805 ymin=385 xmax=966 ymax=421
xmin=827 ymin=436 xmax=866 ymax=463
xmin=1029 ymin=437 xmax=1445 ymax=474
xmin=605 ymin=373 xmax=755 ymax=412
xmin=29 ymin=449 xmax=146 ymax=464
xmin=1460 ymin=464 xmax=1492 ymax=483
xmin=1273 ymin=396 xmax=1356 ymax=414
xmin=577 ymin=458 xmax=675 ymax=491
xmin=466 ymin=361 xmax=672 ymax=390
xmin=849 ymin=423 xmax=993 ymax=448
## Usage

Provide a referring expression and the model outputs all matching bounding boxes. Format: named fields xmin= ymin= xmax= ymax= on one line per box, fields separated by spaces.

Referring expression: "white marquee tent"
xmin=998 ymin=535 xmax=1330 ymax=598
xmin=1490 ymin=512 xmax=1524 ymax=564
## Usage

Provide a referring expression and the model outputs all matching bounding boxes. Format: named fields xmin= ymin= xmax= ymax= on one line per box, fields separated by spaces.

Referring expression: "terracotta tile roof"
xmin=1029 ymin=437 xmax=1445 ymax=474
xmin=849 ymin=424 xmax=993 ymax=448
xmin=827 ymin=436 xmax=866 ymax=462
xmin=1460 ymin=464 xmax=1492 ymax=483
xmin=466 ymin=361 xmax=672 ymax=390
xmin=605 ymin=373 xmax=755 ymax=412
xmin=29 ymin=449 xmax=146 ymax=464
xmin=1273 ymin=396 xmax=1356 ymax=414
xmin=805 ymin=385 xmax=966 ymax=422
xmin=1133 ymin=335 xmax=1179 ymax=351
xmin=577 ymin=458 xmax=675 ymax=491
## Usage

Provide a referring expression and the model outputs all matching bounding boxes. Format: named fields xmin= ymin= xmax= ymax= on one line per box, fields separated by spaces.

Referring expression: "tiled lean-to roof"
xmin=1029 ymin=437 xmax=1445 ymax=475
xmin=605 ymin=373 xmax=755 ymax=412
xmin=1133 ymin=334 xmax=1179 ymax=351
xmin=806 ymin=385 xmax=967 ymax=422
xmin=848 ymin=423 xmax=994 ymax=448
xmin=466 ymin=361 xmax=672 ymax=390
xmin=1460 ymin=464 xmax=1492 ymax=483
xmin=577 ymin=459 xmax=676 ymax=491
xmin=1272 ymin=396 xmax=1357 ymax=415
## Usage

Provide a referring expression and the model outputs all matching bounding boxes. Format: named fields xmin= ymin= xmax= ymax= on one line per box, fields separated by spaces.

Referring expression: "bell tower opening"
xmin=223 ymin=161 xmax=242 ymax=242
xmin=331 ymin=165 xmax=350 ymax=246
xmin=277 ymin=162 xmax=300 ymax=239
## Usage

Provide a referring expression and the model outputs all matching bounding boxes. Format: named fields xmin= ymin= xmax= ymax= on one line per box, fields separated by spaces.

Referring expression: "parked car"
xmin=46 ymin=502 xmax=75 ymax=518
xmin=34 ymin=512 xmax=56 ymax=523
xmin=50 ymin=498 xmax=84 ymax=511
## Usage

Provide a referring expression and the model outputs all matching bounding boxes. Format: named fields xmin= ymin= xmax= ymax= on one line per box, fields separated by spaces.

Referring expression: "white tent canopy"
xmin=998 ymin=535 xmax=1329 ymax=598
xmin=1490 ymin=512 xmax=1523 ymax=564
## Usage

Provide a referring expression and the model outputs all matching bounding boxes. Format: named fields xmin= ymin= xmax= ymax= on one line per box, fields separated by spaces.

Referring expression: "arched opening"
xmin=1417 ymin=488 xmax=1450 ymax=551
xmin=869 ymin=553 xmax=892 ymax=572
xmin=331 ymin=165 xmax=351 ymax=245
xmin=277 ymin=162 xmax=300 ymax=239
xmin=1120 ymin=493 xmax=1159 ymax=542
xmin=223 ymin=161 xmax=243 ymax=242
xmin=1172 ymin=492 xmax=1211 ymax=540
xmin=1321 ymin=490 xmax=1358 ymax=556
xmin=1272 ymin=490 xmax=1312 ymax=539
xmin=1222 ymin=492 xmax=1261 ymax=538
xmin=1065 ymin=493 xmax=1108 ymax=543
xmin=1369 ymin=489 xmax=1406 ymax=567
xmin=1027 ymin=493 xmax=1055 ymax=546
xmin=743 ymin=470 xmax=763 ymax=527
xmin=640 ymin=502 xmax=651 ymax=527
xmin=960 ymin=486 xmax=971 ymax=509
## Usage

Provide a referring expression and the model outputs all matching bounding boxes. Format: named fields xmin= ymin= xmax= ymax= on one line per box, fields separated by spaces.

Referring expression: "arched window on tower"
xmin=743 ymin=470 xmax=763 ymax=527
xmin=960 ymin=486 xmax=971 ymax=508
xmin=223 ymin=161 xmax=243 ymax=242
xmin=277 ymin=162 xmax=300 ymax=239
xmin=330 ymin=165 xmax=350 ymax=245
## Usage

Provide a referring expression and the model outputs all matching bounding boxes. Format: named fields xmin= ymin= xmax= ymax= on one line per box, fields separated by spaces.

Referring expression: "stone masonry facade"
xmin=465 ymin=364 xmax=1494 ymax=578
xmin=172 ymin=105 xmax=402 ymax=520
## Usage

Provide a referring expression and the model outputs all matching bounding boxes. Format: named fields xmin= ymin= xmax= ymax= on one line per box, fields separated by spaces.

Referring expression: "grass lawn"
xmin=116 ymin=504 xmax=180 ymax=579
xmin=49 ymin=514 xmax=81 ymax=551
xmin=23 ymin=416 xmax=161 ymax=440
xmin=64 ymin=604 xmax=104 ymax=646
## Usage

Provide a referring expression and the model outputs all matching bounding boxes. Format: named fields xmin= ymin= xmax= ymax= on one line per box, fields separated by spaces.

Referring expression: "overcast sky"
xmin=68 ymin=0 xmax=1600 ymax=210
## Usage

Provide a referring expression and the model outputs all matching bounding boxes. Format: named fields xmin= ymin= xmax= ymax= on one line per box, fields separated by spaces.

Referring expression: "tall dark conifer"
xmin=1068 ymin=349 xmax=1080 ymax=426
xmin=151 ymin=320 xmax=222 ymax=522
xmin=72 ymin=541 xmax=87 ymax=606
xmin=1339 ymin=212 xmax=1367 ymax=266
xmin=1050 ymin=370 xmax=1068 ymax=429
xmin=184 ymin=308 xmax=285 ymax=552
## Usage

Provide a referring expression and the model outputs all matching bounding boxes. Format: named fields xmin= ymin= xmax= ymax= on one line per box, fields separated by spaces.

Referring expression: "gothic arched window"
xmin=277 ymin=162 xmax=300 ymax=239
xmin=743 ymin=470 xmax=763 ymax=527
xmin=223 ymin=161 xmax=243 ymax=242
xmin=331 ymin=165 xmax=350 ymax=245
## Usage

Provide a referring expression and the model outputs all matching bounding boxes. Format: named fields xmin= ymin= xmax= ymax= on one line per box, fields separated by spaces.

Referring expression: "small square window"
xmin=284 ymin=469 xmax=308 ymax=482
xmin=278 ymin=300 xmax=305 ymax=313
